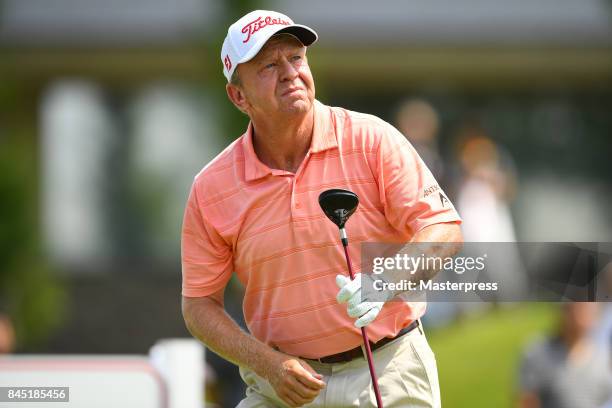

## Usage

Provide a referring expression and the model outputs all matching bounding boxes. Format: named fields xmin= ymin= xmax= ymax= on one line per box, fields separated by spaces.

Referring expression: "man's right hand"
xmin=265 ymin=352 xmax=326 ymax=407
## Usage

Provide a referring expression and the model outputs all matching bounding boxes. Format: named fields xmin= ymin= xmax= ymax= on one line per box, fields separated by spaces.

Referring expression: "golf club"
xmin=318 ymin=188 xmax=384 ymax=408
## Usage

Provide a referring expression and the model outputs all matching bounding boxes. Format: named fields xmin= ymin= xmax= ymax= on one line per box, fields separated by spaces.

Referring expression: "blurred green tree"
xmin=0 ymin=80 xmax=66 ymax=350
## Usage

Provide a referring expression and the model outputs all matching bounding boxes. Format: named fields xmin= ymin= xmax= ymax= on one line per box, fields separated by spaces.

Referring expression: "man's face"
xmin=562 ymin=302 xmax=599 ymax=336
xmin=228 ymin=34 xmax=315 ymax=117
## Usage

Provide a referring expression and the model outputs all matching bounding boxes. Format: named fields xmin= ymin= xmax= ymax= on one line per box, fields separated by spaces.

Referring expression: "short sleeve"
xmin=376 ymin=124 xmax=461 ymax=235
xmin=181 ymin=180 xmax=233 ymax=297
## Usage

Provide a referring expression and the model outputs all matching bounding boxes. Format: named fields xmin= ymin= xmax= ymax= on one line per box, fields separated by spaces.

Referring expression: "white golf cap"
xmin=221 ymin=10 xmax=318 ymax=82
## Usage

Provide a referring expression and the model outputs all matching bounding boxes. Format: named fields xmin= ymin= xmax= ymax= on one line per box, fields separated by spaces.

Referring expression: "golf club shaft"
xmin=341 ymin=240 xmax=384 ymax=408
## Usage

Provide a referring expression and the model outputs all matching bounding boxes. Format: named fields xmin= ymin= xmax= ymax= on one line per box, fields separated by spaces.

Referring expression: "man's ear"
xmin=226 ymin=83 xmax=249 ymax=114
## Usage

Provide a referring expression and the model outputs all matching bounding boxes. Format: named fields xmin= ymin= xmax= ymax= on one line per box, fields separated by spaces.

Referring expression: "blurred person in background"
xmin=395 ymin=99 xmax=444 ymax=181
xmin=455 ymin=123 xmax=518 ymax=242
xmin=455 ymin=123 xmax=526 ymax=305
xmin=395 ymin=99 xmax=457 ymax=328
xmin=518 ymin=302 xmax=612 ymax=408
xmin=0 ymin=313 xmax=15 ymax=354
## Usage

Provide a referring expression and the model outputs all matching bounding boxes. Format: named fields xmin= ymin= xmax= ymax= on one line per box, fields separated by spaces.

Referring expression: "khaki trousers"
xmin=236 ymin=323 xmax=441 ymax=407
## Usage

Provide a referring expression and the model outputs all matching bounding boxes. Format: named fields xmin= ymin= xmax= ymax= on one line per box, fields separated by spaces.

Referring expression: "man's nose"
xmin=278 ymin=57 xmax=299 ymax=81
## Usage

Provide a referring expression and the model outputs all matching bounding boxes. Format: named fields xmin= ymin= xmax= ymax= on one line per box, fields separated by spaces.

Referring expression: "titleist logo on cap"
xmin=241 ymin=15 xmax=291 ymax=43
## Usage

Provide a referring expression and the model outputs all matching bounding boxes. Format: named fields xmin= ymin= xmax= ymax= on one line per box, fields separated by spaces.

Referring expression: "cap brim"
xmin=277 ymin=25 xmax=317 ymax=47
xmin=237 ymin=24 xmax=318 ymax=65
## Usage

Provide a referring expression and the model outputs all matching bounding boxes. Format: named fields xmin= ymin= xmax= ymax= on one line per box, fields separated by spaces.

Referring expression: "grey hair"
xmin=230 ymin=69 xmax=241 ymax=86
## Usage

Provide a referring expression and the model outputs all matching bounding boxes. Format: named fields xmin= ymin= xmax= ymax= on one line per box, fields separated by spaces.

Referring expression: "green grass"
xmin=426 ymin=303 xmax=558 ymax=408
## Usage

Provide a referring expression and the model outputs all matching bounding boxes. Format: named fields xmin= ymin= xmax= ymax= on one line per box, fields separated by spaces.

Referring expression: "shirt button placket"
xmin=292 ymin=177 xmax=301 ymax=209
xmin=293 ymin=152 xmax=309 ymax=211
xmin=288 ymin=177 xmax=297 ymax=213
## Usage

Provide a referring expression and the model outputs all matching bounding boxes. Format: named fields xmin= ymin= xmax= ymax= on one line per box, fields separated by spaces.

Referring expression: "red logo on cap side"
xmin=224 ymin=55 xmax=232 ymax=72
xmin=241 ymin=16 xmax=291 ymax=43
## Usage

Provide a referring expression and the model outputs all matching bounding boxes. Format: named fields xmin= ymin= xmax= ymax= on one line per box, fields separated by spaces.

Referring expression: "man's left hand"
xmin=336 ymin=273 xmax=384 ymax=328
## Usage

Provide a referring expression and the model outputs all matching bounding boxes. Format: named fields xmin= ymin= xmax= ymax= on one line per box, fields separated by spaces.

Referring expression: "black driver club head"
xmin=318 ymin=189 xmax=359 ymax=229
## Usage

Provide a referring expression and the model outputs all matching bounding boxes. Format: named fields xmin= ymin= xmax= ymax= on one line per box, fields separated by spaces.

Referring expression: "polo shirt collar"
xmin=242 ymin=99 xmax=338 ymax=182
xmin=243 ymin=122 xmax=271 ymax=181
xmin=310 ymin=99 xmax=338 ymax=153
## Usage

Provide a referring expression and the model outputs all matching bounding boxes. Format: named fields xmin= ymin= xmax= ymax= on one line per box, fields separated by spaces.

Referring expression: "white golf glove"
xmin=336 ymin=273 xmax=384 ymax=328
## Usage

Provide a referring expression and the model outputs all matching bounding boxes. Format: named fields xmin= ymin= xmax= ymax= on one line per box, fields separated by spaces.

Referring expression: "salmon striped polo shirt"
xmin=181 ymin=99 xmax=461 ymax=359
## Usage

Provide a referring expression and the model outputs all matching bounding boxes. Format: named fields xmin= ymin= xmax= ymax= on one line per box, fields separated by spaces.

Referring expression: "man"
xmin=518 ymin=302 xmax=612 ymax=408
xmin=181 ymin=10 xmax=462 ymax=407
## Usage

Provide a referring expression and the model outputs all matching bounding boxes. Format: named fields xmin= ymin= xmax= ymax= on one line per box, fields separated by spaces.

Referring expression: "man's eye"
xmin=264 ymin=63 xmax=277 ymax=69
xmin=291 ymin=55 xmax=302 ymax=62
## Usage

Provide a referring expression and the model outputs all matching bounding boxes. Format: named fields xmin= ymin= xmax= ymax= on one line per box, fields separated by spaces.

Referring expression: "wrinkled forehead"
xmin=254 ymin=33 xmax=306 ymax=60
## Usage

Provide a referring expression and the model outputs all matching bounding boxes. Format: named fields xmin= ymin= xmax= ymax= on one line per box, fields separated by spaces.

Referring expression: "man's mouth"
xmin=281 ymin=87 xmax=303 ymax=96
